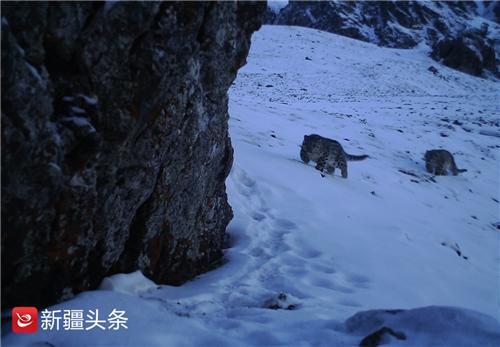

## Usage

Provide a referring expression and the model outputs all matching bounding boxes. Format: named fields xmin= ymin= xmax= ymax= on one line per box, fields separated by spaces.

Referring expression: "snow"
xmin=71 ymin=106 xmax=86 ymax=114
xmin=268 ymin=1 xmax=288 ymax=14
xmin=25 ymin=63 xmax=42 ymax=83
xmin=227 ymin=26 xmax=499 ymax=319
xmin=60 ymin=116 xmax=96 ymax=133
xmin=77 ymin=94 xmax=98 ymax=105
xmin=479 ymin=129 xmax=500 ymax=138
xmin=69 ymin=174 xmax=89 ymax=188
xmin=305 ymin=8 xmax=316 ymax=24
xmin=474 ymin=1 xmax=499 ymax=24
xmin=3 ymin=25 xmax=499 ymax=346
xmin=99 ymin=271 xmax=158 ymax=296
xmin=47 ymin=162 xmax=62 ymax=174
xmin=344 ymin=306 xmax=500 ymax=347
xmin=303 ymin=0 xmax=500 ymax=59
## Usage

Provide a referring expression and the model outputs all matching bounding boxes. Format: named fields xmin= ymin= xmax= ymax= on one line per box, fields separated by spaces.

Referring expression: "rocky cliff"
xmin=268 ymin=1 xmax=499 ymax=77
xmin=1 ymin=1 xmax=265 ymax=308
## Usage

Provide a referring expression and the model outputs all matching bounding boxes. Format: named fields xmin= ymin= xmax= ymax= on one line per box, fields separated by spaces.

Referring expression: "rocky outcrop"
xmin=1 ymin=1 xmax=265 ymax=308
xmin=268 ymin=1 xmax=499 ymax=77
xmin=431 ymin=28 xmax=498 ymax=77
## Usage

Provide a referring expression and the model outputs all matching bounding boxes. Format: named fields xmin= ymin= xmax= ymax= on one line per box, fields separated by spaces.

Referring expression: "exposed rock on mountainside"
xmin=431 ymin=28 xmax=497 ymax=76
xmin=268 ymin=1 xmax=499 ymax=77
xmin=1 ymin=1 xmax=265 ymax=308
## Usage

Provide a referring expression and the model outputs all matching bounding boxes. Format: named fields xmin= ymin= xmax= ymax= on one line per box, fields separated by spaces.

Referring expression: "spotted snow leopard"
xmin=424 ymin=149 xmax=467 ymax=176
xmin=300 ymin=134 xmax=369 ymax=178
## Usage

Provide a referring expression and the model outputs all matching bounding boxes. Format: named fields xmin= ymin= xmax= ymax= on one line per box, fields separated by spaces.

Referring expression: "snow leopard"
xmin=424 ymin=149 xmax=467 ymax=176
xmin=300 ymin=134 xmax=369 ymax=178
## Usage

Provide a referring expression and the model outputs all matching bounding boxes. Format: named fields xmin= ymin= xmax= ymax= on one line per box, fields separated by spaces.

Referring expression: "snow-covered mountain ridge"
xmin=267 ymin=1 xmax=499 ymax=78
xmin=4 ymin=24 xmax=499 ymax=347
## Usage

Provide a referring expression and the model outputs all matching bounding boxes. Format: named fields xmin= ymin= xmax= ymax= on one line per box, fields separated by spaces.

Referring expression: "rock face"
xmin=1 ymin=1 xmax=265 ymax=308
xmin=268 ymin=1 xmax=499 ymax=77
xmin=431 ymin=29 xmax=498 ymax=77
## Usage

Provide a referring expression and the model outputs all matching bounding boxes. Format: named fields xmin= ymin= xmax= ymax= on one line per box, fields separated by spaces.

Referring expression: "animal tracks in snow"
xmin=227 ymin=165 xmax=369 ymax=315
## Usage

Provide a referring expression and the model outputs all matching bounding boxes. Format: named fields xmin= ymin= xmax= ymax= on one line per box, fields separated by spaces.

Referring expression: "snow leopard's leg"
xmin=326 ymin=165 xmax=335 ymax=176
xmin=339 ymin=159 xmax=348 ymax=178
xmin=450 ymin=159 xmax=459 ymax=176
xmin=316 ymin=154 xmax=328 ymax=177
xmin=425 ymin=162 xmax=433 ymax=174
xmin=435 ymin=167 xmax=445 ymax=176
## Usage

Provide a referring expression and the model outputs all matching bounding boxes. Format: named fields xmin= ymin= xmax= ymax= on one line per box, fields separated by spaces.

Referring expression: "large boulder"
xmin=1 ymin=1 xmax=265 ymax=308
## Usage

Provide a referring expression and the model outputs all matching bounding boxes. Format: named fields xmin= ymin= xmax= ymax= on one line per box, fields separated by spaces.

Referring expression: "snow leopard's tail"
xmin=345 ymin=153 xmax=369 ymax=161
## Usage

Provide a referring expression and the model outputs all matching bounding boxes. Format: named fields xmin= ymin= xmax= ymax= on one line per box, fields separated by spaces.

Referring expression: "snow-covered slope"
xmin=3 ymin=25 xmax=499 ymax=347
xmin=229 ymin=24 xmax=499 ymax=318
xmin=269 ymin=1 xmax=500 ymax=77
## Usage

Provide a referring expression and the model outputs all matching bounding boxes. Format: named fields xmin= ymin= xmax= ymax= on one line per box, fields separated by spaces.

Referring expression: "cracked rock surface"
xmin=1 ymin=1 xmax=265 ymax=308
